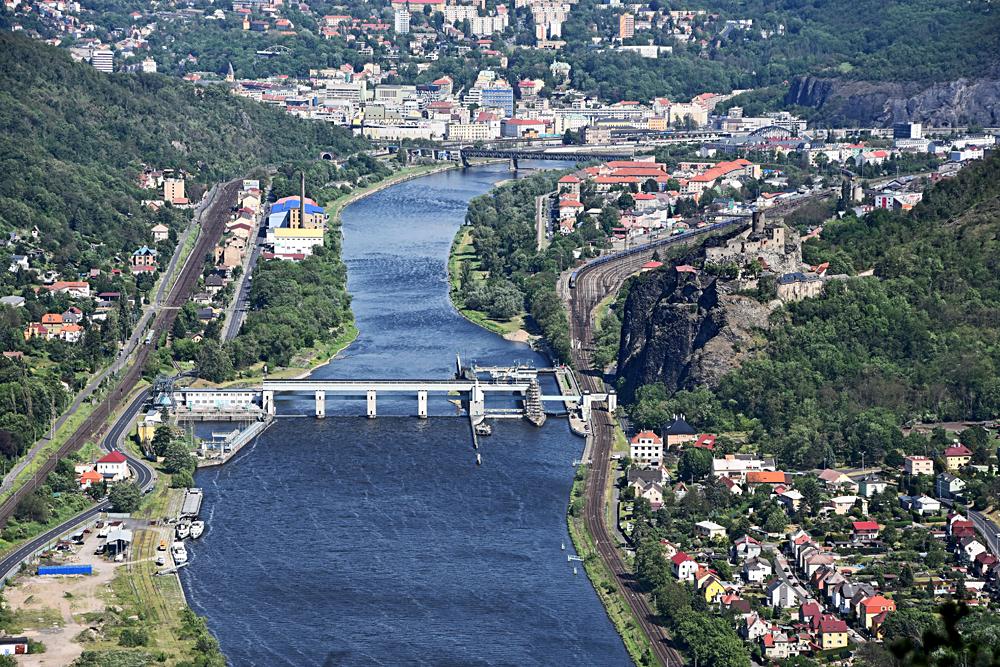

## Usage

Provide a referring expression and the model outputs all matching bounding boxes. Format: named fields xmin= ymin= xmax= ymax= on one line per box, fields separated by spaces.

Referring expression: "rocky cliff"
xmin=785 ymin=75 xmax=1000 ymax=127
xmin=615 ymin=267 xmax=772 ymax=403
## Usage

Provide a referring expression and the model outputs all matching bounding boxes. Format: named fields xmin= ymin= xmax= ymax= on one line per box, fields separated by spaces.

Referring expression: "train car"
xmin=569 ymin=271 xmax=578 ymax=289
xmin=143 ymin=331 xmax=154 ymax=346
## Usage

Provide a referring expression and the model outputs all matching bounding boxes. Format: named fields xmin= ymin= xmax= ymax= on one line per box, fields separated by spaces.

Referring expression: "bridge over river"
xmin=167 ymin=364 xmax=616 ymax=424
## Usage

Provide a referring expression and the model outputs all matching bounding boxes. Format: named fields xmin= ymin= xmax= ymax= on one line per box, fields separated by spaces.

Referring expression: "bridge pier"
xmin=417 ymin=390 xmax=428 ymax=419
xmin=581 ymin=391 xmax=592 ymax=422
xmin=469 ymin=385 xmax=485 ymax=418
xmin=461 ymin=153 xmax=470 ymax=168
xmin=509 ymin=158 xmax=518 ymax=172
xmin=262 ymin=390 xmax=275 ymax=416
xmin=315 ymin=390 xmax=325 ymax=418
xmin=366 ymin=390 xmax=377 ymax=419
xmin=607 ymin=390 xmax=617 ymax=413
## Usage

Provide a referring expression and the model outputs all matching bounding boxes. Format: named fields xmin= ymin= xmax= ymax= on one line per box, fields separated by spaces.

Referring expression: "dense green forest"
xmin=630 ymin=153 xmax=1000 ymax=471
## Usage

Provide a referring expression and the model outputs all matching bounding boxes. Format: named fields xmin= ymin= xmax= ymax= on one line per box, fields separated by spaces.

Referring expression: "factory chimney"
xmin=299 ymin=171 xmax=306 ymax=227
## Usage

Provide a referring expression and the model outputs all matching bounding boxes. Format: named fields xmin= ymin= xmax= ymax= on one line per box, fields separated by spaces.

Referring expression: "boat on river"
xmin=189 ymin=521 xmax=205 ymax=539
xmin=175 ymin=523 xmax=190 ymax=540
xmin=474 ymin=422 xmax=492 ymax=436
xmin=171 ymin=542 xmax=188 ymax=564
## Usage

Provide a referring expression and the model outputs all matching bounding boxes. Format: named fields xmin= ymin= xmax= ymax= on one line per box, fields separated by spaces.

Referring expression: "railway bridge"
xmin=459 ymin=147 xmax=634 ymax=170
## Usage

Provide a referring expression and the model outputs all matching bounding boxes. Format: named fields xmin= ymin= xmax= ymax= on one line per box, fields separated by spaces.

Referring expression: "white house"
xmin=696 ymin=520 xmax=727 ymax=540
xmin=96 ymin=450 xmax=128 ymax=482
xmin=671 ymin=552 xmax=699 ymax=581
xmin=766 ymin=579 xmax=800 ymax=609
xmin=731 ymin=534 xmax=762 ymax=560
xmin=743 ymin=557 xmax=773 ymax=584
xmin=912 ymin=495 xmax=941 ymax=515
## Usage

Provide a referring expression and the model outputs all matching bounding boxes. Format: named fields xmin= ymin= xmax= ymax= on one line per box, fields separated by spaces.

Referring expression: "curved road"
xmin=0 ymin=390 xmax=156 ymax=584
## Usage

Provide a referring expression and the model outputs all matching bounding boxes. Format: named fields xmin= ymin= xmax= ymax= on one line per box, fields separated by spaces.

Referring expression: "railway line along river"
xmin=180 ymin=163 xmax=632 ymax=666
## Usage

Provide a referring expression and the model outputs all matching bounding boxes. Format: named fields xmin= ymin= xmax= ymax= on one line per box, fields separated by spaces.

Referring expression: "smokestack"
xmin=300 ymin=171 xmax=306 ymax=226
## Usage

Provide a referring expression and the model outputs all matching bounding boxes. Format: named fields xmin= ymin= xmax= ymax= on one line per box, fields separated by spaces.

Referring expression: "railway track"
xmin=0 ymin=178 xmax=240 ymax=526
xmin=567 ymin=195 xmax=833 ymax=666
xmin=570 ymin=246 xmax=685 ymax=667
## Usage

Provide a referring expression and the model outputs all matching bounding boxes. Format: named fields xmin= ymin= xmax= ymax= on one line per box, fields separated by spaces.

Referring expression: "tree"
xmin=162 ymin=441 xmax=195 ymax=475
xmin=763 ymin=506 xmax=787 ymax=534
xmin=196 ymin=340 xmax=233 ymax=382
xmin=109 ymin=483 xmax=141 ymax=513
xmin=678 ymin=447 xmax=712 ymax=481
xmin=152 ymin=425 xmax=174 ymax=457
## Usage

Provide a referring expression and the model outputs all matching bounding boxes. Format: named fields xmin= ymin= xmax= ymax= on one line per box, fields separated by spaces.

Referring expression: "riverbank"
xmin=447 ymin=227 xmax=532 ymax=342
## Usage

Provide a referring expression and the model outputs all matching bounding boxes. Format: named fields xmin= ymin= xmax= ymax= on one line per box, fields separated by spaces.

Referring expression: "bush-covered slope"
xmin=629 ymin=154 xmax=1000 ymax=471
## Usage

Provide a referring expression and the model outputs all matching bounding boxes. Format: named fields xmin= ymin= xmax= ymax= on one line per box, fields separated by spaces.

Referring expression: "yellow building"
xmin=698 ymin=574 xmax=726 ymax=603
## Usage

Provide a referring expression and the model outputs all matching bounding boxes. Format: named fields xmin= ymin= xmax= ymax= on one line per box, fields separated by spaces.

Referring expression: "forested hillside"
xmin=0 ymin=31 xmax=364 ymax=268
xmin=0 ymin=31 xmax=364 ymax=456
xmin=630 ymin=153 xmax=1000 ymax=485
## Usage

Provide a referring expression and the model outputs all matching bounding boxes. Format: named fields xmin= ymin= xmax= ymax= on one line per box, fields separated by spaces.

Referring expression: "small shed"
xmin=105 ymin=527 xmax=134 ymax=557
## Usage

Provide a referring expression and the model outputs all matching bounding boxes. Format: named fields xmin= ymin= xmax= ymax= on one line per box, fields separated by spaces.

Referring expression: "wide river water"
xmin=181 ymin=164 xmax=631 ymax=666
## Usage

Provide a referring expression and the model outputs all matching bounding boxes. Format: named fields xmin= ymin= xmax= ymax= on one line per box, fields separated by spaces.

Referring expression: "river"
xmin=180 ymin=164 xmax=631 ymax=666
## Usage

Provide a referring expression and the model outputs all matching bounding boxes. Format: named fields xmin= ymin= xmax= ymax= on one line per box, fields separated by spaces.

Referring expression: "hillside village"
xmin=619 ymin=415 xmax=1000 ymax=663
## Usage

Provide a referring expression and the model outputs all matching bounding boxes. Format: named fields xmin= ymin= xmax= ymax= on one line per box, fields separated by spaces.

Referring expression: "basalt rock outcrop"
xmin=615 ymin=265 xmax=772 ymax=403
xmin=785 ymin=75 xmax=1000 ymax=127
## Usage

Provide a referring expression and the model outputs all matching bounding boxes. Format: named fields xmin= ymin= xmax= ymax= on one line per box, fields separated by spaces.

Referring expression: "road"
xmin=0 ymin=186 xmax=221 ymax=494
xmin=222 ymin=197 xmax=269 ymax=342
xmin=0 ymin=178 xmax=240 ymax=525
xmin=0 ymin=390 xmax=155 ymax=584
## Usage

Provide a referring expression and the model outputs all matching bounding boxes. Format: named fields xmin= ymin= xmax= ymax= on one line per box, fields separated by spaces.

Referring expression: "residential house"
xmin=817 ymin=616 xmax=850 ymax=650
xmin=766 ymin=579 xmax=800 ymax=608
xmin=205 ymin=274 xmax=226 ymax=295
xmin=130 ymin=246 xmax=158 ymax=273
xmin=817 ymin=468 xmax=858 ymax=492
xmin=62 ymin=306 xmax=83 ymax=324
xmin=671 ymin=552 xmax=698 ymax=581
xmin=636 ymin=482 xmax=664 ymax=507
xmin=904 ymin=455 xmax=934 ymax=476
xmin=60 ymin=323 xmax=83 ymax=343
xmin=973 ymin=552 xmax=999 ymax=577
xmin=960 ymin=537 xmax=987 ymax=564
xmin=151 ymin=223 xmax=170 ymax=242
xmin=663 ymin=414 xmax=697 ymax=447
xmin=778 ymin=489 xmax=804 ymax=513
xmin=712 ymin=454 xmax=775 ymax=481
xmin=45 ymin=281 xmax=91 ymax=298
xmin=96 ymin=450 xmax=128 ymax=482
xmin=746 ymin=471 xmax=788 ymax=487
xmin=761 ymin=631 xmax=799 ymax=660
xmin=828 ymin=495 xmax=858 ymax=515
xmin=78 ymin=469 xmax=103 ymax=490
xmin=0 ymin=295 xmax=25 ymax=308
xmin=743 ymin=557 xmax=773 ymax=583
xmin=936 ymin=472 xmax=966 ymax=499
xmin=944 ymin=444 xmax=973 ymax=470
xmin=857 ymin=595 xmax=896 ymax=636
xmin=742 ymin=612 xmax=770 ymax=641
xmin=698 ymin=573 xmax=727 ymax=603
xmin=912 ymin=495 xmax=941 ymax=515
xmin=696 ymin=520 xmax=726 ymax=540
xmin=858 ymin=474 xmax=889 ymax=498
xmin=851 ymin=521 xmax=880 ymax=543
xmin=627 ymin=467 xmax=666 ymax=491
xmin=630 ymin=430 xmax=663 ymax=465
xmin=731 ymin=534 xmax=762 ymax=560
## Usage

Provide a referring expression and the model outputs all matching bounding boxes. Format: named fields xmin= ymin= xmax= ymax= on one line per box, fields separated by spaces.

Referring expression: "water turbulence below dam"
xmin=180 ymin=164 xmax=632 ymax=666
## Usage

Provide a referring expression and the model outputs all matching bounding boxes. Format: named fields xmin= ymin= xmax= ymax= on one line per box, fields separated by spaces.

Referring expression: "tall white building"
xmin=394 ymin=7 xmax=410 ymax=34
xmin=90 ymin=49 xmax=114 ymax=73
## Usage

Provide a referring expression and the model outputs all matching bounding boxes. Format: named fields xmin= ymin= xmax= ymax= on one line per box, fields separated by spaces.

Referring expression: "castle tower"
xmin=752 ymin=209 xmax=765 ymax=234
